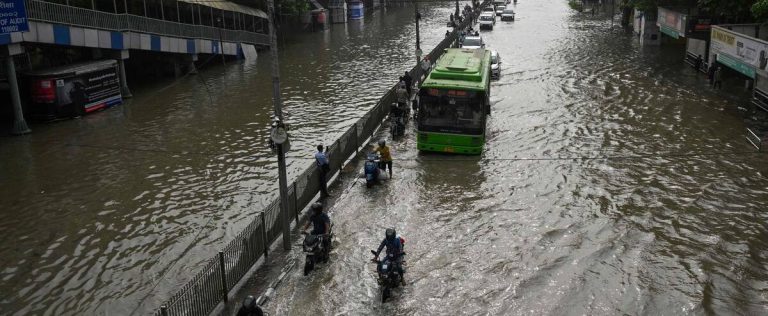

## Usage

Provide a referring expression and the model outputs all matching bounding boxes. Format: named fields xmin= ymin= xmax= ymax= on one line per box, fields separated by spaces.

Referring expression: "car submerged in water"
xmin=501 ymin=8 xmax=515 ymax=21
xmin=478 ymin=13 xmax=496 ymax=30
xmin=461 ymin=35 xmax=485 ymax=49
xmin=490 ymin=50 xmax=501 ymax=79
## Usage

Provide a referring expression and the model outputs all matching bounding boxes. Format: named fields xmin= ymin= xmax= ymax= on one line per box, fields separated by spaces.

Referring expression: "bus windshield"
xmin=419 ymin=90 xmax=485 ymax=135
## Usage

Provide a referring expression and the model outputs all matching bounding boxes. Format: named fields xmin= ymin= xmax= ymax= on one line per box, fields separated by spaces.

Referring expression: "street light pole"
xmin=266 ymin=0 xmax=292 ymax=251
xmin=455 ymin=0 xmax=459 ymax=21
xmin=415 ymin=1 xmax=421 ymax=64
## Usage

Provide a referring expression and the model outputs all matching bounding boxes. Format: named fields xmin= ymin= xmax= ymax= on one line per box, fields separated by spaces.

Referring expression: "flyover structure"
xmin=1 ymin=0 xmax=270 ymax=134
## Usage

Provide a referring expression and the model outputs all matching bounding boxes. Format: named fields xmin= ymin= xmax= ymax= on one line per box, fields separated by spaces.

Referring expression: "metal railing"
xmin=24 ymin=0 xmax=269 ymax=46
xmin=154 ymin=3 xmax=487 ymax=316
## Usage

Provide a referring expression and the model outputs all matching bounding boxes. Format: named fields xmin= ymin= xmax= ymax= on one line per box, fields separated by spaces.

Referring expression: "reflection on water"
xmin=263 ymin=1 xmax=768 ymax=316
xmin=0 ymin=4 xmax=453 ymax=315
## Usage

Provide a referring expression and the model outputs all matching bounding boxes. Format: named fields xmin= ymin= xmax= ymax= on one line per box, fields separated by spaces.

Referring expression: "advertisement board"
xmin=0 ymin=0 xmax=29 ymax=34
xmin=55 ymin=66 xmax=122 ymax=112
xmin=710 ymin=26 xmax=768 ymax=79
xmin=657 ymin=7 xmax=686 ymax=38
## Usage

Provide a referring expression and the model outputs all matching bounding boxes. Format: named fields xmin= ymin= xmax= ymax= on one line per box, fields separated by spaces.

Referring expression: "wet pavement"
xmin=4 ymin=1 xmax=768 ymax=315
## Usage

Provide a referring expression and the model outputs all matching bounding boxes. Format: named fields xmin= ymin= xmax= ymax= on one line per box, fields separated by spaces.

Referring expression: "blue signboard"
xmin=0 ymin=0 xmax=29 ymax=35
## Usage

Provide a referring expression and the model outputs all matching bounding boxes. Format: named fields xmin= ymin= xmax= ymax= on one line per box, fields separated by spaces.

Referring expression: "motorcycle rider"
xmin=236 ymin=295 xmax=264 ymax=316
xmin=303 ymin=202 xmax=331 ymax=258
xmin=372 ymin=228 xmax=405 ymax=285
xmin=374 ymin=139 xmax=393 ymax=178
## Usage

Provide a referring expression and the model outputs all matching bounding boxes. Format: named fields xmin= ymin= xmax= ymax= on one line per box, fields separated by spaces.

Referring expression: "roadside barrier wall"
xmin=154 ymin=4 xmax=483 ymax=315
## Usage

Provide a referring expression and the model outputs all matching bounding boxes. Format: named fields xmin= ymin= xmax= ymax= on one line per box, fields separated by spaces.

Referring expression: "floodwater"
xmin=3 ymin=1 xmax=768 ymax=315
xmin=261 ymin=2 xmax=768 ymax=316
xmin=0 ymin=4 xmax=452 ymax=315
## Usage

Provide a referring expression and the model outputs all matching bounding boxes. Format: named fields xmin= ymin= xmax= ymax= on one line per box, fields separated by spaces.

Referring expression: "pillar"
xmin=114 ymin=50 xmax=133 ymax=98
xmin=188 ymin=54 xmax=198 ymax=75
xmin=4 ymin=44 xmax=30 ymax=135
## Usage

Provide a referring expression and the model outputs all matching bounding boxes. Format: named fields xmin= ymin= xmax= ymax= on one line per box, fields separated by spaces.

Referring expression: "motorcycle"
xmin=390 ymin=104 xmax=407 ymax=138
xmin=302 ymin=228 xmax=332 ymax=275
xmin=370 ymin=250 xmax=405 ymax=303
xmin=364 ymin=153 xmax=381 ymax=188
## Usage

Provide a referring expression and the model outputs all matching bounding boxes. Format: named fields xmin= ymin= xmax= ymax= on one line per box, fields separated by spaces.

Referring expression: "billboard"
xmin=710 ymin=26 xmax=768 ymax=79
xmin=657 ymin=7 xmax=686 ymax=39
xmin=55 ymin=66 xmax=122 ymax=112
xmin=0 ymin=0 xmax=29 ymax=34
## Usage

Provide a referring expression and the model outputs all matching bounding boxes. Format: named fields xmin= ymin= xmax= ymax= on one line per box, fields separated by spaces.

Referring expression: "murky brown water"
xmin=259 ymin=2 xmax=768 ymax=316
xmin=0 ymin=4 xmax=454 ymax=315
xmin=3 ymin=1 xmax=768 ymax=315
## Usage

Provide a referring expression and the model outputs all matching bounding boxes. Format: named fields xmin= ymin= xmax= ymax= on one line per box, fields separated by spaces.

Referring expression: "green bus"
xmin=417 ymin=48 xmax=491 ymax=155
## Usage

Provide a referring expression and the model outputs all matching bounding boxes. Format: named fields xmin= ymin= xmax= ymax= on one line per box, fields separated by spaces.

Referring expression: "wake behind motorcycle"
xmin=302 ymin=228 xmax=332 ymax=276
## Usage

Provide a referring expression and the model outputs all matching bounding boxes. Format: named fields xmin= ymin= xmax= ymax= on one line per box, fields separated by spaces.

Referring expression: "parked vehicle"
xmin=501 ymin=8 xmax=516 ymax=21
xmin=302 ymin=229 xmax=332 ymax=275
xmin=478 ymin=13 xmax=496 ymax=30
xmin=24 ymin=60 xmax=123 ymax=120
xmin=491 ymin=50 xmax=501 ymax=79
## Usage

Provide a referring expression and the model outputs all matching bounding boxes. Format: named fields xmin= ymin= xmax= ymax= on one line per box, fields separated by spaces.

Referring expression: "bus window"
xmin=419 ymin=91 xmax=486 ymax=135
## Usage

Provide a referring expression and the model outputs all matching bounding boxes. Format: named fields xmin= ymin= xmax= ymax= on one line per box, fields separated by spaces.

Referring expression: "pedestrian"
xmin=450 ymin=13 xmax=454 ymax=23
xmin=315 ymin=144 xmax=331 ymax=198
xmin=446 ymin=30 xmax=451 ymax=37
xmin=396 ymin=81 xmax=409 ymax=110
xmin=708 ymin=63 xmax=716 ymax=85
xmin=694 ymin=55 xmax=702 ymax=72
xmin=374 ymin=139 xmax=393 ymax=179
xmin=713 ymin=66 xmax=723 ymax=89
xmin=403 ymin=71 xmax=413 ymax=96
xmin=421 ymin=56 xmax=431 ymax=72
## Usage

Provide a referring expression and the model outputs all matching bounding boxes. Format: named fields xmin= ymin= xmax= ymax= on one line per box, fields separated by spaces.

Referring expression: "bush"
xmin=568 ymin=0 xmax=584 ymax=12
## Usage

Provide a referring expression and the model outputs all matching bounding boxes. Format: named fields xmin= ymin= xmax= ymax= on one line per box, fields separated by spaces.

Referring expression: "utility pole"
xmin=415 ymin=1 xmax=421 ymax=64
xmin=266 ymin=0 xmax=292 ymax=251
xmin=216 ymin=17 xmax=225 ymax=64
xmin=455 ymin=0 xmax=459 ymax=20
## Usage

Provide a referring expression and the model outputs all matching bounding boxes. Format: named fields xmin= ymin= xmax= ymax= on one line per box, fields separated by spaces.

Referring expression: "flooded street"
xmin=264 ymin=2 xmax=768 ymax=316
xmin=0 ymin=4 xmax=453 ymax=315
xmin=3 ymin=0 xmax=768 ymax=315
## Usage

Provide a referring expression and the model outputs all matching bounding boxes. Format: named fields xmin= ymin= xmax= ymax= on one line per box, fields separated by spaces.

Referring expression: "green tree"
xmin=697 ymin=0 xmax=756 ymax=19
xmin=752 ymin=0 xmax=768 ymax=20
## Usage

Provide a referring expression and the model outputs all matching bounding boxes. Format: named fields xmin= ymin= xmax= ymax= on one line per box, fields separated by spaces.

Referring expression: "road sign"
xmin=0 ymin=0 xmax=29 ymax=35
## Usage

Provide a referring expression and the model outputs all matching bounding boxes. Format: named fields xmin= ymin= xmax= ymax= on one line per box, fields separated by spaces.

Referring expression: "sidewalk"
xmin=217 ymin=151 xmax=370 ymax=315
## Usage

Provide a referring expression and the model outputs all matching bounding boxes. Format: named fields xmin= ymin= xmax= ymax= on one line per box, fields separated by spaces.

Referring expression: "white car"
xmin=482 ymin=6 xmax=495 ymax=15
xmin=478 ymin=13 xmax=496 ymax=30
xmin=461 ymin=36 xmax=485 ymax=49
xmin=495 ymin=5 xmax=505 ymax=16
xmin=490 ymin=50 xmax=501 ymax=79
xmin=501 ymin=8 xmax=515 ymax=21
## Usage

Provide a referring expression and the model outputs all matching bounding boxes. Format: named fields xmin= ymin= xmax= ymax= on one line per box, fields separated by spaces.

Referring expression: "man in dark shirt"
xmin=402 ymin=71 xmax=413 ymax=97
xmin=303 ymin=202 xmax=331 ymax=255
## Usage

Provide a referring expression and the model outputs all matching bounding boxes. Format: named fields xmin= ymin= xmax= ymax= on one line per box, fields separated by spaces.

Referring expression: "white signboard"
xmin=657 ymin=7 xmax=686 ymax=38
xmin=710 ymin=26 xmax=768 ymax=78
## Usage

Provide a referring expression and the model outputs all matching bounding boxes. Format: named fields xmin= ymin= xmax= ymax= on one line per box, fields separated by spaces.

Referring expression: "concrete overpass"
xmin=2 ymin=0 xmax=271 ymax=135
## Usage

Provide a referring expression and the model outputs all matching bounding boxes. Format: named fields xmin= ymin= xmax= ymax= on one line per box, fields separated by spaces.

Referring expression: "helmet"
xmin=311 ymin=202 xmax=323 ymax=213
xmin=378 ymin=139 xmax=386 ymax=147
xmin=385 ymin=228 xmax=396 ymax=241
xmin=239 ymin=295 xmax=264 ymax=316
